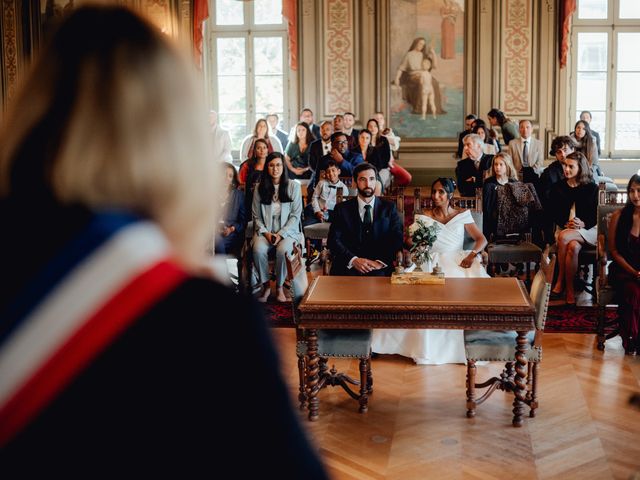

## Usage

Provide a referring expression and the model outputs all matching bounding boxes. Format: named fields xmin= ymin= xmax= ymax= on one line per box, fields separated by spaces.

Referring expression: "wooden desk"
xmin=298 ymin=276 xmax=535 ymax=426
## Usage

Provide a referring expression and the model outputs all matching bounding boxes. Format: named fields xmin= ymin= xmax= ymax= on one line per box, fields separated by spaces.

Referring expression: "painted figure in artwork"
xmin=392 ymin=37 xmax=445 ymax=117
xmin=440 ymin=0 xmax=462 ymax=60
xmin=419 ymin=57 xmax=437 ymax=120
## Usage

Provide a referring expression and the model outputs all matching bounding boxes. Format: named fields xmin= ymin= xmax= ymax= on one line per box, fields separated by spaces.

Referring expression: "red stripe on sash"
xmin=0 ymin=260 xmax=187 ymax=447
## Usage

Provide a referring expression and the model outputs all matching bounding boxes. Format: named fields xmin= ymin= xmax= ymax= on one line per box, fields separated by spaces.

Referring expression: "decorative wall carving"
xmin=142 ymin=0 xmax=173 ymax=35
xmin=1 ymin=0 xmax=18 ymax=105
xmin=323 ymin=0 xmax=354 ymax=114
xmin=500 ymin=0 xmax=533 ymax=115
xmin=302 ymin=0 xmax=313 ymax=17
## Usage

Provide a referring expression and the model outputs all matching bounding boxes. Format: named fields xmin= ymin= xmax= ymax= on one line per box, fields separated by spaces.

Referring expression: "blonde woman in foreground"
xmin=0 ymin=5 xmax=326 ymax=478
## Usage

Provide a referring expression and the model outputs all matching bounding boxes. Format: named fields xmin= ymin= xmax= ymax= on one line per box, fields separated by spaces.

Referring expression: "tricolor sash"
xmin=0 ymin=212 xmax=187 ymax=446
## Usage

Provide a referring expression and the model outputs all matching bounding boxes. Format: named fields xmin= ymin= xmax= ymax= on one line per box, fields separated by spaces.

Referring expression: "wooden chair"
xmin=413 ymin=187 xmax=482 ymax=217
xmin=595 ymin=200 xmax=627 ymax=351
xmin=485 ymin=183 xmax=543 ymax=286
xmin=464 ymin=247 xmax=554 ymax=421
xmin=284 ymin=245 xmax=373 ymax=417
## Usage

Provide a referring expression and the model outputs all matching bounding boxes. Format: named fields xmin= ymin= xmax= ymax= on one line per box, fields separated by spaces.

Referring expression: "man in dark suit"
xmin=456 ymin=114 xmax=476 ymax=158
xmin=455 ymin=133 xmax=493 ymax=197
xmin=328 ymin=163 xmax=403 ymax=276
xmin=308 ymin=121 xmax=333 ymax=174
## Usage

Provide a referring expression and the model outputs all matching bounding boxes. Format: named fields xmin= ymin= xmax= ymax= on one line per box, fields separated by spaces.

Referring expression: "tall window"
xmin=207 ymin=0 xmax=287 ymax=153
xmin=571 ymin=0 xmax=640 ymax=158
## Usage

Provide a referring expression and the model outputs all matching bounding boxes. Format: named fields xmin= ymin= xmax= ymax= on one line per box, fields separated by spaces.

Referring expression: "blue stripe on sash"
xmin=0 ymin=212 xmax=140 ymax=348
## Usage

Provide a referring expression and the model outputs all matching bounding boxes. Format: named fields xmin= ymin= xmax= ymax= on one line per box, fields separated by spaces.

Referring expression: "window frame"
xmin=205 ymin=1 xmax=290 ymax=160
xmin=570 ymin=0 xmax=640 ymax=159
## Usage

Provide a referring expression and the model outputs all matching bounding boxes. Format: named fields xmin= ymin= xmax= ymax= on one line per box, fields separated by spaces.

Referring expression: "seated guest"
xmin=311 ymin=132 xmax=363 ymax=190
xmin=366 ymin=118 xmax=392 ymax=189
xmin=328 ymin=163 xmax=403 ymax=276
xmin=472 ymin=124 xmax=499 ymax=156
xmin=252 ymin=153 xmax=303 ymax=303
xmin=266 ymin=112 xmax=289 ymax=151
xmin=291 ymin=107 xmax=321 ymax=140
xmin=488 ymin=108 xmax=519 ymax=147
xmin=343 ymin=111 xmax=359 ymax=147
xmin=374 ymin=111 xmax=412 ymax=186
xmin=455 ymin=133 xmax=493 ymax=197
xmin=607 ymin=174 xmax=640 ymax=354
xmin=537 ymin=135 xmax=575 ymax=246
xmin=482 ymin=152 xmax=519 ymax=240
xmin=0 ymin=6 xmax=327 ymax=476
xmin=216 ymin=163 xmax=246 ymax=255
xmin=457 ymin=114 xmax=477 ymax=158
xmin=303 ymin=160 xmax=349 ymax=226
xmin=374 ymin=111 xmax=401 ymax=153
xmin=284 ymin=122 xmax=313 ymax=179
xmin=239 ymin=118 xmax=283 ymax=163
xmin=549 ymin=151 xmax=598 ymax=305
xmin=239 ymin=138 xmax=269 ymax=211
xmin=580 ymin=110 xmax=601 ymax=156
xmin=571 ymin=120 xmax=600 ymax=173
xmin=308 ymin=120 xmax=333 ymax=175
xmin=353 ymin=129 xmax=383 ymax=196
xmin=508 ymin=119 xmax=544 ymax=184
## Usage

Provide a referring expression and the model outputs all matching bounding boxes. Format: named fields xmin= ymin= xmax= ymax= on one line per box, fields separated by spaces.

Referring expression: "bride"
xmin=371 ymin=177 xmax=489 ymax=364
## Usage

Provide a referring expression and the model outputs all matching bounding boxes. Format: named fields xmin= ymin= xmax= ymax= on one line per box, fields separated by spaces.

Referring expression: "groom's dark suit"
xmin=328 ymin=197 xmax=403 ymax=276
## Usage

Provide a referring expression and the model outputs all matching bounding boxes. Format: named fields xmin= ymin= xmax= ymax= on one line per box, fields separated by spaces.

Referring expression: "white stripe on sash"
xmin=0 ymin=222 xmax=171 ymax=410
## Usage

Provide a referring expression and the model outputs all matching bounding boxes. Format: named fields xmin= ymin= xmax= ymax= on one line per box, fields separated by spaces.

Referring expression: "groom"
xmin=328 ymin=163 xmax=403 ymax=276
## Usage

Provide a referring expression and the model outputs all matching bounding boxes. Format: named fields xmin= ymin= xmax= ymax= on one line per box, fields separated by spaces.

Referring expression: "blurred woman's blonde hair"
xmin=0 ymin=5 xmax=219 ymax=269
xmin=491 ymin=152 xmax=518 ymax=181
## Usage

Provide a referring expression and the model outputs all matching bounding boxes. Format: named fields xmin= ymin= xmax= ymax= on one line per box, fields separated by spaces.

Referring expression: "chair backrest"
xmin=598 ymin=182 xmax=626 ymax=205
xmin=285 ymin=243 xmax=308 ymax=306
xmin=335 ymin=194 xmax=404 ymax=220
xmin=414 ymin=187 xmax=482 ymax=214
xmin=529 ymin=247 xmax=555 ymax=330
xmin=597 ymin=204 xmax=625 ymax=247
xmin=463 ymin=210 xmax=483 ymax=251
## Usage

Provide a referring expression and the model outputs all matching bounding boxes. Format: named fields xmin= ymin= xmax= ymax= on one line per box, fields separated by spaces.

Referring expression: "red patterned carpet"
xmin=545 ymin=305 xmax=618 ymax=334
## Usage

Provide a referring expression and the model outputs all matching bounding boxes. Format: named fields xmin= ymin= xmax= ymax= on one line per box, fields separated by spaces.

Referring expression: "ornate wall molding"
xmin=323 ymin=0 xmax=355 ymax=115
xmin=1 ymin=0 xmax=18 ymax=106
xmin=500 ymin=0 xmax=533 ymax=115
xmin=302 ymin=0 xmax=313 ymax=17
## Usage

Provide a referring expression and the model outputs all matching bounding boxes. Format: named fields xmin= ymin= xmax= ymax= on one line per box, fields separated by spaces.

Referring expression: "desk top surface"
xmin=301 ymin=276 xmax=531 ymax=309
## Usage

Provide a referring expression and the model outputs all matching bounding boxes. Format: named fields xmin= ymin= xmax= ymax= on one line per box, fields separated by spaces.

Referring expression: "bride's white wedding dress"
xmin=371 ymin=210 xmax=489 ymax=364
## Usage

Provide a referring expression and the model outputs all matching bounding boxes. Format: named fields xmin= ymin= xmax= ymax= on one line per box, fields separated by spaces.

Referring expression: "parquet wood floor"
xmin=270 ymin=329 xmax=640 ymax=480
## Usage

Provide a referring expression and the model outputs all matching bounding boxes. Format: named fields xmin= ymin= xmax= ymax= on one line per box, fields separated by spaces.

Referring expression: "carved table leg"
xmin=529 ymin=362 xmax=539 ymax=417
xmin=306 ymin=329 xmax=320 ymax=421
xmin=466 ymin=360 xmax=477 ymax=418
xmin=512 ymin=331 xmax=528 ymax=427
xmin=525 ymin=361 xmax=533 ymax=402
xmin=297 ymin=350 xmax=307 ymax=410
xmin=358 ymin=358 xmax=369 ymax=413
xmin=366 ymin=357 xmax=373 ymax=394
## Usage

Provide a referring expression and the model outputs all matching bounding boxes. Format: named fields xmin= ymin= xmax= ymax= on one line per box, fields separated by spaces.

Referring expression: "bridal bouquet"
xmin=407 ymin=215 xmax=439 ymax=270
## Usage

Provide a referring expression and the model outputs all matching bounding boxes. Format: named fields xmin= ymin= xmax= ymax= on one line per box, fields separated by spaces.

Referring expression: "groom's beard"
xmin=358 ymin=187 xmax=374 ymax=198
